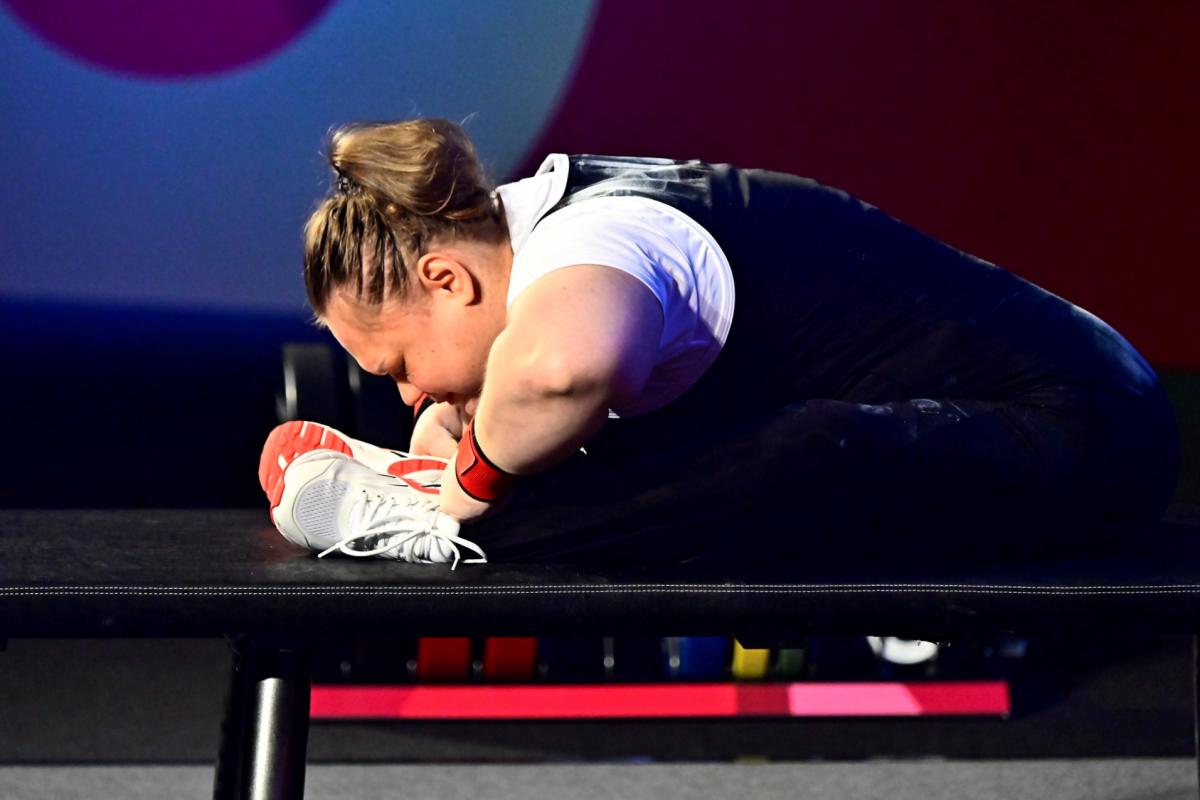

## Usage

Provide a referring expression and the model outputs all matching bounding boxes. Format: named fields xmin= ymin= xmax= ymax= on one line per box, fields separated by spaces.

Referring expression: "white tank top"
xmin=496 ymin=153 xmax=735 ymax=417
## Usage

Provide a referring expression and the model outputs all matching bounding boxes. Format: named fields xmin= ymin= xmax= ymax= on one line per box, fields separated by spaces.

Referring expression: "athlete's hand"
xmin=436 ymin=460 xmax=496 ymax=522
xmin=409 ymin=401 xmax=467 ymax=459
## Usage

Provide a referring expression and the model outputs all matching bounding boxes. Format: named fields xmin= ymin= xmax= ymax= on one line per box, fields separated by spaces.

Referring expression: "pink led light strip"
xmin=310 ymin=681 xmax=1010 ymax=720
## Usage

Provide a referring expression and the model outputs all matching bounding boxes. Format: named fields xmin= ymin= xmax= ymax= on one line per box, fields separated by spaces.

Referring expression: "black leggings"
xmin=465 ymin=379 xmax=1180 ymax=572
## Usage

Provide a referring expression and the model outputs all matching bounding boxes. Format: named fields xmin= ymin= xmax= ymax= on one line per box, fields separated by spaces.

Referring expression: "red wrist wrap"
xmin=454 ymin=420 xmax=516 ymax=502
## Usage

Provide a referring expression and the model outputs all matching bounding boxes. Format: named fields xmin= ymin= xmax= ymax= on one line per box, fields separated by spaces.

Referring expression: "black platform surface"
xmin=2 ymin=507 xmax=1199 ymax=640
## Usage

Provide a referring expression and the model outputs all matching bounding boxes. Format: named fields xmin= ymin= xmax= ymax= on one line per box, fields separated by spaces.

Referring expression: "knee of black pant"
xmin=1073 ymin=386 xmax=1182 ymax=530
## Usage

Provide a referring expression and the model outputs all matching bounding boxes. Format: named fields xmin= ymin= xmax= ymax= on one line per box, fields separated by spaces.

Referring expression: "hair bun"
xmin=304 ymin=117 xmax=510 ymax=315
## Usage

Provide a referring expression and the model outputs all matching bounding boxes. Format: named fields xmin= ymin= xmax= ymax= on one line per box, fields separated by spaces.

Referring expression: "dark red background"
xmin=520 ymin=0 xmax=1198 ymax=368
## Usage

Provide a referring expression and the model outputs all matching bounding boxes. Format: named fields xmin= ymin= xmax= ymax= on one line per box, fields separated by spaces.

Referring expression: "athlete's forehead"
xmin=323 ymin=287 xmax=435 ymax=374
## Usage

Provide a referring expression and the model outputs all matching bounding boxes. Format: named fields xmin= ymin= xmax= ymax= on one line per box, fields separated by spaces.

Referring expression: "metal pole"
xmin=245 ymin=644 xmax=311 ymax=800
xmin=214 ymin=636 xmax=311 ymax=800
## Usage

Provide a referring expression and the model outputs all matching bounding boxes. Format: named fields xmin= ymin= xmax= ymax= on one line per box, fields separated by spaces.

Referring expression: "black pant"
xmin=465 ymin=362 xmax=1180 ymax=573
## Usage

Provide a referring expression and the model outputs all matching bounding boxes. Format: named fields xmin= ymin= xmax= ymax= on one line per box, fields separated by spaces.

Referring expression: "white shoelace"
xmin=316 ymin=491 xmax=487 ymax=570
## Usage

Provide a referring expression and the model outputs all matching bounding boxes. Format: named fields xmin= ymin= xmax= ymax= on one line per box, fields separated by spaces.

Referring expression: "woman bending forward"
xmin=261 ymin=118 xmax=1180 ymax=570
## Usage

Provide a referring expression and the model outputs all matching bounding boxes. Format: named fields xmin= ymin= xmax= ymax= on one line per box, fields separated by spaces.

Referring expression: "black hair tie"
xmin=334 ymin=170 xmax=360 ymax=196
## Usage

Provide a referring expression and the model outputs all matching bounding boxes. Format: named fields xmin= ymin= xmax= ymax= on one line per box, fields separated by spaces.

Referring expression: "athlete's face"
xmin=322 ymin=285 xmax=488 ymax=414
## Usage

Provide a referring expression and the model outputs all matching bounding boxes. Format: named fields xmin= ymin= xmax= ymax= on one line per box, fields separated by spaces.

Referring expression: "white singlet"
xmin=495 ymin=153 xmax=735 ymax=417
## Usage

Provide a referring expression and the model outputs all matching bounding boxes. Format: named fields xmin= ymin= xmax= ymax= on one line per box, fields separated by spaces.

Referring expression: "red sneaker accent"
xmin=393 ymin=476 xmax=441 ymax=496
xmin=258 ymin=421 xmax=352 ymax=510
xmin=387 ymin=458 xmax=448 ymax=476
xmin=387 ymin=460 xmax=446 ymax=496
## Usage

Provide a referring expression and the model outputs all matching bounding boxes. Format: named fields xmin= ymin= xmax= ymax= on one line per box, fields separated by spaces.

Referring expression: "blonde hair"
xmin=302 ymin=118 xmax=507 ymax=316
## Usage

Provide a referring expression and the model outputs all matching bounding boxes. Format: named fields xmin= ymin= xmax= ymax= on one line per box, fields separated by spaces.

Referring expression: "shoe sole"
xmin=259 ymin=421 xmax=354 ymax=511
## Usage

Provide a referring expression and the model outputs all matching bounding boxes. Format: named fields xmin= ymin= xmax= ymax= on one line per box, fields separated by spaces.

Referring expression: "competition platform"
xmin=2 ymin=505 xmax=1200 ymax=799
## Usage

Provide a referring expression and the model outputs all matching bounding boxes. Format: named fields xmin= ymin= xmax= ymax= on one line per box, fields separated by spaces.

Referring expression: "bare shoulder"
xmin=508 ymin=264 xmax=662 ymax=331
xmin=501 ymin=264 xmax=664 ymax=396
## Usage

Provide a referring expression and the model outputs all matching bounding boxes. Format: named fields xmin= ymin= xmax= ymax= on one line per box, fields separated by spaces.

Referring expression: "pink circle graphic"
xmin=3 ymin=0 xmax=336 ymax=77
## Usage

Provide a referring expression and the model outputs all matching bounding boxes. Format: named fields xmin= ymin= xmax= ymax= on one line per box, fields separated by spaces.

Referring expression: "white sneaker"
xmin=259 ymin=420 xmax=448 ymax=513
xmin=272 ymin=449 xmax=487 ymax=570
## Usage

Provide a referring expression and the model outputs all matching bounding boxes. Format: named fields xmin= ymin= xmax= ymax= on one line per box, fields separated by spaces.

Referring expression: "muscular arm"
xmin=433 ymin=264 xmax=663 ymax=521
xmin=472 ymin=264 xmax=664 ymax=475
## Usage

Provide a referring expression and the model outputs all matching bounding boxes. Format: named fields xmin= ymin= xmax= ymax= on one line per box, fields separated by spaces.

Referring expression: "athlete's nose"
xmin=394 ymin=380 xmax=424 ymax=407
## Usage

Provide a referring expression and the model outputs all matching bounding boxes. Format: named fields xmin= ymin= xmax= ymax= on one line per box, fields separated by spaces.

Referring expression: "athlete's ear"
xmin=414 ymin=252 xmax=479 ymax=305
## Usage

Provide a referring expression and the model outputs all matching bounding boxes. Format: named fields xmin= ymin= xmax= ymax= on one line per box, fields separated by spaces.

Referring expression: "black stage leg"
xmin=213 ymin=636 xmax=252 ymax=799
xmin=214 ymin=635 xmax=312 ymax=800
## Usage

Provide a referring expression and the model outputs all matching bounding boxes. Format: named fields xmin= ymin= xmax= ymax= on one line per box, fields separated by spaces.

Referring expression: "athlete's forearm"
xmin=437 ymin=266 xmax=661 ymax=521
xmin=469 ymin=331 xmax=611 ymax=476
